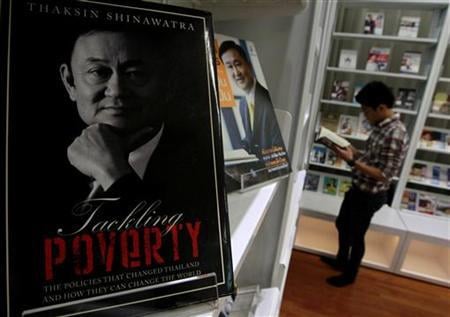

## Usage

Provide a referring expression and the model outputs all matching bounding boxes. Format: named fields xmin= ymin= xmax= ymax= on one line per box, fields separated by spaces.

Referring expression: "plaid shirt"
xmin=353 ymin=113 xmax=409 ymax=193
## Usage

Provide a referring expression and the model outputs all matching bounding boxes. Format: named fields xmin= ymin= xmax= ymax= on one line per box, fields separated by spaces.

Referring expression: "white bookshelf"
xmin=327 ymin=66 xmax=428 ymax=81
xmin=332 ymin=32 xmax=439 ymax=44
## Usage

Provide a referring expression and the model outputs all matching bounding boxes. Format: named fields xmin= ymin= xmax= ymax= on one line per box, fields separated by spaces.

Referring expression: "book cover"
xmin=365 ymin=47 xmax=390 ymax=72
xmin=401 ymin=190 xmax=417 ymax=211
xmin=323 ymin=176 xmax=339 ymax=195
xmin=431 ymin=166 xmax=441 ymax=185
xmin=310 ymin=144 xmax=327 ymax=164
xmin=410 ymin=163 xmax=428 ymax=180
xmin=2 ymin=0 xmax=234 ymax=315
xmin=431 ymin=92 xmax=450 ymax=114
xmin=363 ymin=12 xmax=384 ymax=35
xmin=325 ymin=149 xmax=344 ymax=168
xmin=215 ymin=33 xmax=290 ymax=192
xmin=338 ymin=179 xmax=352 ymax=196
xmin=395 ymin=88 xmax=416 ymax=109
xmin=398 ymin=16 xmax=420 ymax=38
xmin=448 ymin=168 xmax=450 ymax=187
xmin=357 ymin=113 xmax=372 ymax=137
xmin=400 ymin=51 xmax=421 ymax=74
xmin=304 ymin=173 xmax=320 ymax=192
xmin=435 ymin=199 xmax=450 ymax=217
xmin=330 ymin=80 xmax=349 ymax=101
xmin=420 ymin=130 xmax=446 ymax=149
xmin=418 ymin=194 xmax=436 ymax=215
xmin=337 ymin=115 xmax=358 ymax=136
xmin=338 ymin=49 xmax=358 ymax=69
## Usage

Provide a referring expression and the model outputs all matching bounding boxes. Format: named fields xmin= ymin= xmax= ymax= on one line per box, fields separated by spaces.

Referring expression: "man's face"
xmin=221 ymin=48 xmax=254 ymax=93
xmin=361 ymin=105 xmax=381 ymax=125
xmin=62 ymin=31 xmax=163 ymax=134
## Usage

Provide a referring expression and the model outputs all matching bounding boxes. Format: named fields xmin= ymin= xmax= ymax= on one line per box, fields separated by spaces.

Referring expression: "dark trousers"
xmin=335 ymin=186 xmax=387 ymax=278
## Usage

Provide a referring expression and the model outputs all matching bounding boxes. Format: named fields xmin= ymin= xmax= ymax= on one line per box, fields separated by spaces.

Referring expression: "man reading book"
xmin=322 ymin=81 xmax=409 ymax=287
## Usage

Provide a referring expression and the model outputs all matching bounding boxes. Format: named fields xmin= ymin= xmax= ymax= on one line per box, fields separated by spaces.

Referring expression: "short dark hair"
xmin=355 ymin=81 xmax=395 ymax=109
xmin=218 ymin=40 xmax=250 ymax=64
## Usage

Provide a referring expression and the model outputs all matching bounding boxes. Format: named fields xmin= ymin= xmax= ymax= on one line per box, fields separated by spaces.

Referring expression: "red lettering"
xmin=44 ymin=237 xmax=66 ymax=281
xmin=120 ymin=229 xmax=141 ymax=268
xmin=97 ymin=232 xmax=116 ymax=272
xmin=186 ymin=221 xmax=201 ymax=258
xmin=73 ymin=234 xmax=94 ymax=276
xmin=143 ymin=227 xmax=164 ymax=265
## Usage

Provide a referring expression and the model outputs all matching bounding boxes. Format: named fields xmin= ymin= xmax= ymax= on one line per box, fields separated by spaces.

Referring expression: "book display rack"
xmin=299 ymin=0 xmax=450 ymax=287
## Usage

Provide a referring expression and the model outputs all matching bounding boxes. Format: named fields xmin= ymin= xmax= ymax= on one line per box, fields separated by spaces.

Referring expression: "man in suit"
xmin=218 ymin=40 xmax=284 ymax=160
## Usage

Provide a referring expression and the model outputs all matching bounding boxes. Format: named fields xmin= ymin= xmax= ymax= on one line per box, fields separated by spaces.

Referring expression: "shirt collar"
xmin=128 ymin=125 xmax=164 ymax=180
xmin=377 ymin=113 xmax=400 ymax=128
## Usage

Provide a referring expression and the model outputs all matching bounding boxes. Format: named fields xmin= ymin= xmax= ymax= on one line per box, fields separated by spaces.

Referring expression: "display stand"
xmin=23 ymin=274 xmax=220 ymax=317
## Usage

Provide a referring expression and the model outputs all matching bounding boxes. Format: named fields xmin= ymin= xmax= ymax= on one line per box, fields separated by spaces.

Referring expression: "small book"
xmin=325 ymin=149 xmax=344 ymax=168
xmin=338 ymin=179 xmax=352 ymax=196
xmin=398 ymin=16 xmax=420 ymax=38
xmin=310 ymin=144 xmax=327 ymax=164
xmin=401 ymin=190 xmax=417 ymax=211
xmin=395 ymin=88 xmax=416 ymax=109
xmin=365 ymin=47 xmax=390 ymax=72
xmin=435 ymin=199 xmax=450 ymax=217
xmin=330 ymin=80 xmax=349 ymax=101
xmin=431 ymin=166 xmax=441 ymax=185
xmin=339 ymin=49 xmax=358 ymax=69
xmin=420 ymin=130 xmax=446 ymax=149
xmin=363 ymin=12 xmax=384 ymax=35
xmin=410 ymin=162 xmax=428 ymax=180
xmin=315 ymin=126 xmax=351 ymax=149
xmin=400 ymin=51 xmax=421 ymax=74
xmin=304 ymin=173 xmax=320 ymax=192
xmin=431 ymin=92 xmax=450 ymax=114
xmin=337 ymin=115 xmax=358 ymax=136
xmin=357 ymin=113 xmax=372 ymax=137
xmin=323 ymin=176 xmax=339 ymax=195
xmin=418 ymin=193 xmax=436 ymax=215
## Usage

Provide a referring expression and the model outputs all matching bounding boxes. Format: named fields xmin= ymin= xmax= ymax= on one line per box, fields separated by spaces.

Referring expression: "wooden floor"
xmin=280 ymin=250 xmax=450 ymax=317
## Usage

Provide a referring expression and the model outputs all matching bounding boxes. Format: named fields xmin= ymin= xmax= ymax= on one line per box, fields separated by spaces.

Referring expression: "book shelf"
xmin=298 ymin=0 xmax=450 ymax=287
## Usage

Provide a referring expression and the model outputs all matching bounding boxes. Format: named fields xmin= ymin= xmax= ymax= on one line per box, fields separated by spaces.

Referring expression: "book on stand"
xmin=338 ymin=179 xmax=352 ymax=196
xmin=401 ymin=190 xmax=418 ymax=211
xmin=418 ymin=193 xmax=436 ymax=215
xmin=215 ymin=33 xmax=291 ymax=192
xmin=310 ymin=144 xmax=327 ymax=164
xmin=365 ymin=47 xmax=390 ymax=72
xmin=400 ymin=51 xmax=422 ymax=74
xmin=431 ymin=92 xmax=450 ymax=114
xmin=363 ymin=12 xmax=384 ymax=35
xmin=337 ymin=115 xmax=358 ymax=136
xmin=2 ymin=1 xmax=234 ymax=315
xmin=398 ymin=16 xmax=420 ymax=38
xmin=338 ymin=49 xmax=358 ymax=69
xmin=395 ymin=88 xmax=416 ymax=109
xmin=420 ymin=130 xmax=447 ymax=150
xmin=304 ymin=173 xmax=320 ymax=192
xmin=357 ymin=113 xmax=372 ymax=137
xmin=323 ymin=176 xmax=339 ymax=195
xmin=330 ymin=80 xmax=349 ymax=101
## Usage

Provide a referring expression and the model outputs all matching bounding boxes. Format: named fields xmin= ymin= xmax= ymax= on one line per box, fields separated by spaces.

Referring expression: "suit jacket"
xmin=241 ymin=81 xmax=285 ymax=159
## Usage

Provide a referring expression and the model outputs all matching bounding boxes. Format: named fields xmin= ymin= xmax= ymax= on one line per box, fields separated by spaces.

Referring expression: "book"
xmin=365 ymin=47 xmax=390 ymax=72
xmin=215 ymin=33 xmax=290 ymax=192
xmin=337 ymin=115 xmax=358 ymax=136
xmin=338 ymin=179 xmax=352 ymax=196
xmin=418 ymin=194 xmax=436 ymax=215
xmin=398 ymin=16 xmax=420 ymax=38
xmin=431 ymin=166 xmax=441 ymax=185
xmin=401 ymin=190 xmax=417 ymax=211
xmin=304 ymin=173 xmax=320 ymax=191
xmin=323 ymin=176 xmax=339 ymax=195
xmin=330 ymin=80 xmax=349 ymax=101
xmin=338 ymin=49 xmax=358 ymax=69
xmin=357 ymin=113 xmax=372 ymax=137
xmin=395 ymin=88 xmax=416 ymax=109
xmin=315 ymin=126 xmax=351 ymax=149
xmin=400 ymin=51 xmax=421 ymax=74
xmin=310 ymin=144 xmax=327 ymax=164
xmin=2 ymin=1 xmax=234 ymax=315
xmin=420 ymin=130 xmax=447 ymax=149
xmin=410 ymin=162 xmax=428 ymax=180
xmin=431 ymin=92 xmax=450 ymax=114
xmin=363 ymin=12 xmax=384 ymax=35
xmin=435 ymin=199 xmax=450 ymax=217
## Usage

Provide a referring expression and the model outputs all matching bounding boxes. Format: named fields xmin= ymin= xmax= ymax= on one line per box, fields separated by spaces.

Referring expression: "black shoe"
xmin=320 ymin=256 xmax=345 ymax=271
xmin=326 ymin=274 xmax=355 ymax=287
